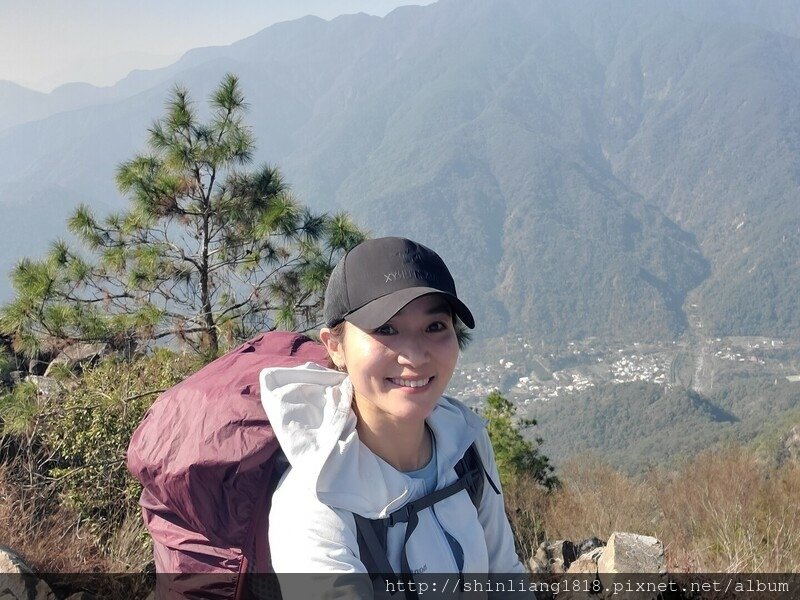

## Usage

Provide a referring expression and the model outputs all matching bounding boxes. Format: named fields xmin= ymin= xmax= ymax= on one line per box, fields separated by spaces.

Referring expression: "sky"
xmin=0 ymin=0 xmax=436 ymax=92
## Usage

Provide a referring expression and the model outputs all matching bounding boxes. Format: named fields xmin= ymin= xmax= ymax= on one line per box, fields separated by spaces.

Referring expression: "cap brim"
xmin=344 ymin=287 xmax=475 ymax=330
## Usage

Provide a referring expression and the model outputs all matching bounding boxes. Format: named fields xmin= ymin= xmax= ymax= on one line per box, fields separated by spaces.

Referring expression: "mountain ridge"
xmin=1 ymin=0 xmax=797 ymax=344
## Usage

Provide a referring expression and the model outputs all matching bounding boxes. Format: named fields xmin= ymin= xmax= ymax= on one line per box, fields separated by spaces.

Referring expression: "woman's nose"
xmin=396 ymin=334 xmax=430 ymax=366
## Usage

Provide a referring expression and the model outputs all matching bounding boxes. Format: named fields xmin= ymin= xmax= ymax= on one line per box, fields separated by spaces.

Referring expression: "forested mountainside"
xmin=1 ymin=0 xmax=798 ymax=343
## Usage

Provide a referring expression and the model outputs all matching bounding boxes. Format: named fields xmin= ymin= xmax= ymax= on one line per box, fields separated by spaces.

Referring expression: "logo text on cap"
xmin=383 ymin=269 xmax=439 ymax=284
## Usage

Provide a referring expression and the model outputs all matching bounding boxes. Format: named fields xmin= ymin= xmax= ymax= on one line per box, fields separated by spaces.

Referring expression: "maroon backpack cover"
xmin=127 ymin=331 xmax=329 ymax=599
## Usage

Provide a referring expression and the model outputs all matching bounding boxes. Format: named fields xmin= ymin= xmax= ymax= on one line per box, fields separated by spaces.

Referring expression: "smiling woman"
xmin=259 ymin=237 xmax=531 ymax=595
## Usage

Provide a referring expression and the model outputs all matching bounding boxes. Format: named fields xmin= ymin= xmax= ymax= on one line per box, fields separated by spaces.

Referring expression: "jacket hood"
xmin=260 ymin=363 xmax=486 ymax=519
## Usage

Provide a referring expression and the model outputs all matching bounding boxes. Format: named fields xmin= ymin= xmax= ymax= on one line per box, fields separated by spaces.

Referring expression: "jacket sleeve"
xmin=474 ymin=429 xmax=537 ymax=599
xmin=268 ymin=469 xmax=376 ymax=599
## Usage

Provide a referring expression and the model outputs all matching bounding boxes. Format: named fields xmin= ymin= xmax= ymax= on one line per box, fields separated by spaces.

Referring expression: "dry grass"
xmin=101 ymin=510 xmax=152 ymax=573
xmin=0 ymin=459 xmax=156 ymax=597
xmin=543 ymin=456 xmax=660 ymax=541
xmin=530 ymin=446 xmax=800 ymax=572
xmin=503 ymin=472 xmax=552 ymax=560
xmin=0 ymin=462 xmax=106 ymax=572
xmin=0 ymin=459 xmax=151 ymax=574
xmin=655 ymin=446 xmax=800 ymax=571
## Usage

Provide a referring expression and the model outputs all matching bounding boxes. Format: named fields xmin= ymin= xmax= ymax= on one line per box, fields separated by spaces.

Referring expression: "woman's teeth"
xmin=390 ymin=377 xmax=432 ymax=388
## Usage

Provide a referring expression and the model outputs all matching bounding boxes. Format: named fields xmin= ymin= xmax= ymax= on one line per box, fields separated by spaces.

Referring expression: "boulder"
xmin=0 ymin=545 xmax=56 ymax=600
xmin=597 ymin=532 xmax=666 ymax=574
xmin=597 ymin=533 xmax=667 ymax=600
xmin=44 ymin=342 xmax=108 ymax=378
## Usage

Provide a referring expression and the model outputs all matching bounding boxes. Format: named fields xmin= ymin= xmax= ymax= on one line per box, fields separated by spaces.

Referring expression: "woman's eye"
xmin=427 ymin=321 xmax=448 ymax=332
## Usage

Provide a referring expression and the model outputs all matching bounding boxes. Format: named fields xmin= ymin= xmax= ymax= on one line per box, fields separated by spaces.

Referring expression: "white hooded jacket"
xmin=260 ymin=362 xmax=528 ymax=586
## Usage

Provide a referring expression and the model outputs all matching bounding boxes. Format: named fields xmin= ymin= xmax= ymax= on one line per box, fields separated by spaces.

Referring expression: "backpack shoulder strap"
xmin=354 ymin=441 xmax=500 ymax=578
xmin=454 ymin=443 xmax=483 ymax=509
xmin=353 ymin=513 xmax=394 ymax=576
xmin=454 ymin=442 xmax=501 ymax=509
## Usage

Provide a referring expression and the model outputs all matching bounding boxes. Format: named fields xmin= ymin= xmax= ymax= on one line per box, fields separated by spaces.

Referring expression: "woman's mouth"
xmin=387 ymin=376 xmax=433 ymax=389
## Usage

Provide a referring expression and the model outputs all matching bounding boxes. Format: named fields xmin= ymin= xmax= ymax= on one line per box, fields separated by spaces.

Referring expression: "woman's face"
xmin=322 ymin=293 xmax=460 ymax=427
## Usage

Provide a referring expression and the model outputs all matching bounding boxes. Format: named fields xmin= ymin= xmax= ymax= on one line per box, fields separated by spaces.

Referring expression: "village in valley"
xmin=449 ymin=334 xmax=799 ymax=408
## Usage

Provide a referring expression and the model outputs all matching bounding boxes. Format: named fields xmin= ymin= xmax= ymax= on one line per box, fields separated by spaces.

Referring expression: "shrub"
xmin=42 ymin=349 xmax=199 ymax=531
xmin=502 ymin=472 xmax=551 ymax=561
xmin=482 ymin=390 xmax=559 ymax=490
xmin=481 ymin=390 xmax=559 ymax=559
xmin=0 ymin=345 xmax=15 ymax=382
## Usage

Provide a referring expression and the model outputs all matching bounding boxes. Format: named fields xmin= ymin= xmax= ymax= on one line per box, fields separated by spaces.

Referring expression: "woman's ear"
xmin=320 ymin=327 xmax=346 ymax=371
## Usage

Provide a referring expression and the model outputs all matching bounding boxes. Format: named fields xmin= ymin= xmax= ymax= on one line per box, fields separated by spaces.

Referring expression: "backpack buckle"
xmin=388 ymin=502 xmax=414 ymax=526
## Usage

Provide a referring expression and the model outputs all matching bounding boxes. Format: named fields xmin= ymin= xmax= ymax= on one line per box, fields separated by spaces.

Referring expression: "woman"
xmin=260 ymin=237 xmax=529 ymax=594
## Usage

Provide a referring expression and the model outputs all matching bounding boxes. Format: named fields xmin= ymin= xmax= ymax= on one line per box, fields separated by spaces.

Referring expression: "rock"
xmin=0 ymin=545 xmax=57 ymax=600
xmin=0 ymin=545 xmax=32 ymax=574
xmin=551 ymin=539 xmax=578 ymax=568
xmin=567 ymin=547 xmax=603 ymax=575
xmin=534 ymin=539 xmax=578 ymax=572
xmin=534 ymin=542 xmax=549 ymax=564
xmin=597 ymin=532 xmax=666 ymax=574
xmin=597 ymin=533 xmax=667 ymax=600
xmin=44 ymin=342 xmax=108 ymax=378
xmin=25 ymin=375 xmax=61 ymax=397
xmin=28 ymin=359 xmax=49 ymax=376
xmin=527 ymin=557 xmax=548 ymax=573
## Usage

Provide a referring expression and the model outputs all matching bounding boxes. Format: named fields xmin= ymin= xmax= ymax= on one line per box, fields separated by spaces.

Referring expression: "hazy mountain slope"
xmin=672 ymin=0 xmax=800 ymax=40
xmin=0 ymin=81 xmax=138 ymax=133
xmin=0 ymin=82 xmax=49 ymax=132
xmin=247 ymin=0 xmax=710 ymax=339
xmin=306 ymin=0 xmax=799 ymax=340
xmin=0 ymin=0 xmax=797 ymax=343
xmin=583 ymin=5 xmax=800 ymax=338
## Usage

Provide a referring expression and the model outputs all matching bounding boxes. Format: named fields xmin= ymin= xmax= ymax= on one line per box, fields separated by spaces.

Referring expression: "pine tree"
xmin=0 ymin=74 xmax=365 ymax=358
xmin=482 ymin=390 xmax=559 ymax=489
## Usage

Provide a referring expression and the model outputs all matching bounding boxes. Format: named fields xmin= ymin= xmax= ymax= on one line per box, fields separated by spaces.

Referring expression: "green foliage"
xmin=0 ymin=345 xmax=15 ymax=382
xmin=40 ymin=351 xmax=199 ymax=528
xmin=0 ymin=381 xmax=40 ymax=436
xmin=0 ymin=74 xmax=365 ymax=358
xmin=482 ymin=390 xmax=558 ymax=490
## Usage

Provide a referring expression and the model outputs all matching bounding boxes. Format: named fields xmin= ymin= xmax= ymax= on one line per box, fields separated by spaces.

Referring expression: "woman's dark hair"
xmin=453 ymin=317 xmax=471 ymax=351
